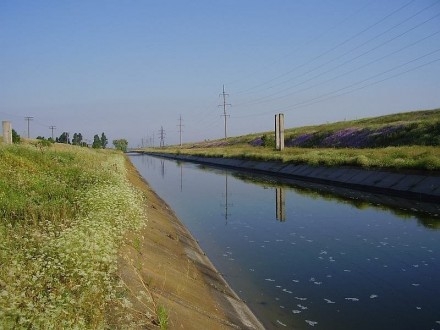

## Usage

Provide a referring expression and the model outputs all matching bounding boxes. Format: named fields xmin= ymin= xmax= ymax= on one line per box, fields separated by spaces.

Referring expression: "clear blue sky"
xmin=1 ymin=0 xmax=439 ymax=147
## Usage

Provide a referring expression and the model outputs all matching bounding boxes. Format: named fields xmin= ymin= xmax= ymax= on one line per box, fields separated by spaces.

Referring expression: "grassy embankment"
xmin=0 ymin=142 xmax=157 ymax=328
xmin=144 ymin=108 xmax=440 ymax=171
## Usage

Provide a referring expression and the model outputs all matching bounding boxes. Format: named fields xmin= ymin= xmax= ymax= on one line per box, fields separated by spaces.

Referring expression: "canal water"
xmin=130 ymin=154 xmax=440 ymax=330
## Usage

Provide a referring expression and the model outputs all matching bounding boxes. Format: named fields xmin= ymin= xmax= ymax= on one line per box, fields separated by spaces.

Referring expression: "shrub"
xmin=261 ymin=134 xmax=275 ymax=148
xmin=12 ymin=129 xmax=20 ymax=143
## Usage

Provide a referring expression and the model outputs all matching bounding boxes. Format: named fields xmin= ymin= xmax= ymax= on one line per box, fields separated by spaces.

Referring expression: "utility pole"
xmin=159 ymin=126 xmax=165 ymax=147
xmin=218 ymin=85 xmax=231 ymax=139
xmin=24 ymin=116 xmax=34 ymax=138
xmin=177 ymin=115 xmax=184 ymax=147
xmin=49 ymin=126 xmax=56 ymax=140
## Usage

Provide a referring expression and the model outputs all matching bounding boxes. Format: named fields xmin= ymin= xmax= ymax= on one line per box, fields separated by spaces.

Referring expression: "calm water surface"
xmin=130 ymin=155 xmax=440 ymax=330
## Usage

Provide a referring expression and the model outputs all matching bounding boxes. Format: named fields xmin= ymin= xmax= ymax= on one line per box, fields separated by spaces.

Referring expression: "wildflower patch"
xmin=0 ymin=144 xmax=146 ymax=328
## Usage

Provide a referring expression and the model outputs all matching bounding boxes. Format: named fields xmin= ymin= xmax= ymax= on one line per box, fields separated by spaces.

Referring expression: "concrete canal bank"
xmin=123 ymin=157 xmax=264 ymax=329
xmin=143 ymin=153 xmax=440 ymax=204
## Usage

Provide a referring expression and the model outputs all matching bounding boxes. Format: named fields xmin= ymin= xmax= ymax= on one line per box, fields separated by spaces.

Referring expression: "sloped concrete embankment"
xmin=145 ymin=153 xmax=440 ymax=204
xmin=123 ymin=157 xmax=265 ymax=329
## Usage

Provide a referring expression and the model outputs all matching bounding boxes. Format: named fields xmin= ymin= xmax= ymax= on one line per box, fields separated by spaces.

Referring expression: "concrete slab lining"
xmin=392 ymin=175 xmax=427 ymax=191
xmin=358 ymin=171 xmax=390 ymax=186
xmin=410 ymin=177 xmax=440 ymax=196
xmin=337 ymin=169 xmax=373 ymax=184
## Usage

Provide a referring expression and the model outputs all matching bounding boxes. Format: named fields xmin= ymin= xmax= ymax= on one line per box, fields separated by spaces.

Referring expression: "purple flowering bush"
xmin=249 ymin=137 xmax=264 ymax=146
xmin=283 ymin=123 xmax=433 ymax=148
xmin=321 ymin=128 xmax=371 ymax=148
xmin=285 ymin=133 xmax=314 ymax=147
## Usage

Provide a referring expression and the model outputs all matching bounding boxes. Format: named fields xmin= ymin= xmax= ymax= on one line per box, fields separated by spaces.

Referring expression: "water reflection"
xmin=160 ymin=159 xmax=165 ymax=178
xmin=208 ymin=167 xmax=440 ymax=229
xmin=130 ymin=155 xmax=440 ymax=330
xmin=276 ymin=188 xmax=286 ymax=222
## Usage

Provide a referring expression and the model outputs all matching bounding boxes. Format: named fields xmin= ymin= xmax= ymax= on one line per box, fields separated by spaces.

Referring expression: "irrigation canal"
xmin=130 ymin=154 xmax=440 ymax=330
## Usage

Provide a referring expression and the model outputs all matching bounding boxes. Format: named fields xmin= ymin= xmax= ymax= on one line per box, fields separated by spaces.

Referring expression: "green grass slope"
xmin=190 ymin=108 xmax=440 ymax=148
xmin=147 ymin=108 xmax=440 ymax=171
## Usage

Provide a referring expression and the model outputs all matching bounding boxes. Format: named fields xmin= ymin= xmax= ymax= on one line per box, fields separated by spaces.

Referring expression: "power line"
xmin=235 ymin=50 xmax=440 ymax=118
xmin=235 ymin=7 xmax=440 ymax=107
xmin=273 ymin=57 xmax=440 ymax=115
xmin=24 ymin=116 xmax=33 ymax=138
xmin=218 ymin=85 xmax=231 ymax=139
xmin=0 ymin=111 xmax=23 ymax=119
xmin=158 ymin=126 xmax=166 ymax=147
xmin=177 ymin=115 xmax=184 ymax=146
xmin=240 ymin=26 xmax=440 ymax=108
xmin=227 ymin=1 xmax=373 ymax=89
xmin=49 ymin=126 xmax=56 ymax=140
xmin=234 ymin=0 xmax=417 ymax=96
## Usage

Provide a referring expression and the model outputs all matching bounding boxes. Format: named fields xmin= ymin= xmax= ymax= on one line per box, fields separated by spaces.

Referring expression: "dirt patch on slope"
xmin=108 ymin=157 xmax=263 ymax=329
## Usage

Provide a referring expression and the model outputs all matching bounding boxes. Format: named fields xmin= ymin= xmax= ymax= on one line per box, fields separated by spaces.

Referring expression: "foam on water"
xmin=305 ymin=320 xmax=318 ymax=327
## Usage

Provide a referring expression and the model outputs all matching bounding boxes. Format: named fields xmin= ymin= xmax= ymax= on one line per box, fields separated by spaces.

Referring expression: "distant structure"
xmin=177 ymin=115 xmax=184 ymax=147
xmin=219 ymin=85 xmax=231 ymax=139
xmin=159 ymin=126 xmax=166 ymax=147
xmin=2 ymin=121 xmax=12 ymax=144
xmin=275 ymin=113 xmax=284 ymax=151
xmin=25 ymin=116 xmax=33 ymax=138
xmin=49 ymin=125 xmax=56 ymax=140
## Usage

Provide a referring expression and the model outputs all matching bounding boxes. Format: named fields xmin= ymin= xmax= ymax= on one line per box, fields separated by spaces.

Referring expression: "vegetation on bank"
xmin=0 ymin=143 xmax=147 ymax=328
xmin=146 ymin=145 xmax=440 ymax=170
xmin=143 ymin=109 xmax=440 ymax=171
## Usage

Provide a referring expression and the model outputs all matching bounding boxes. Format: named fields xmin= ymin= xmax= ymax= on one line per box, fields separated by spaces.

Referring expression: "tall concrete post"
xmin=2 ymin=121 xmax=12 ymax=144
xmin=279 ymin=113 xmax=284 ymax=151
xmin=275 ymin=113 xmax=284 ymax=151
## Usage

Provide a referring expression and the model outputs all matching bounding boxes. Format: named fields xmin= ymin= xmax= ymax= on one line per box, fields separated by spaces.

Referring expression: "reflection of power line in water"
xmin=221 ymin=172 xmax=233 ymax=224
xmin=180 ymin=164 xmax=183 ymax=192
xmin=160 ymin=160 xmax=165 ymax=178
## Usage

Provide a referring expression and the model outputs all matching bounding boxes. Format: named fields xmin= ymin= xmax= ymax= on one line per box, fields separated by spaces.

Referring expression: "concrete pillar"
xmin=279 ymin=113 xmax=284 ymax=151
xmin=275 ymin=113 xmax=284 ymax=151
xmin=2 ymin=121 xmax=12 ymax=144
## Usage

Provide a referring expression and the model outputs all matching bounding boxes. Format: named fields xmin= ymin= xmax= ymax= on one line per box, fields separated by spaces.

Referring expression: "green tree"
xmin=72 ymin=133 xmax=83 ymax=146
xmin=12 ymin=129 xmax=20 ymax=143
xmin=112 ymin=139 xmax=128 ymax=152
xmin=92 ymin=134 xmax=101 ymax=149
xmin=100 ymin=132 xmax=108 ymax=149
xmin=57 ymin=132 xmax=70 ymax=144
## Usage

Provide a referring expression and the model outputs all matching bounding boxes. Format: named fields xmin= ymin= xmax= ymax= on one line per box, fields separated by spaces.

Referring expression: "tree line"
xmin=12 ymin=130 xmax=129 ymax=152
